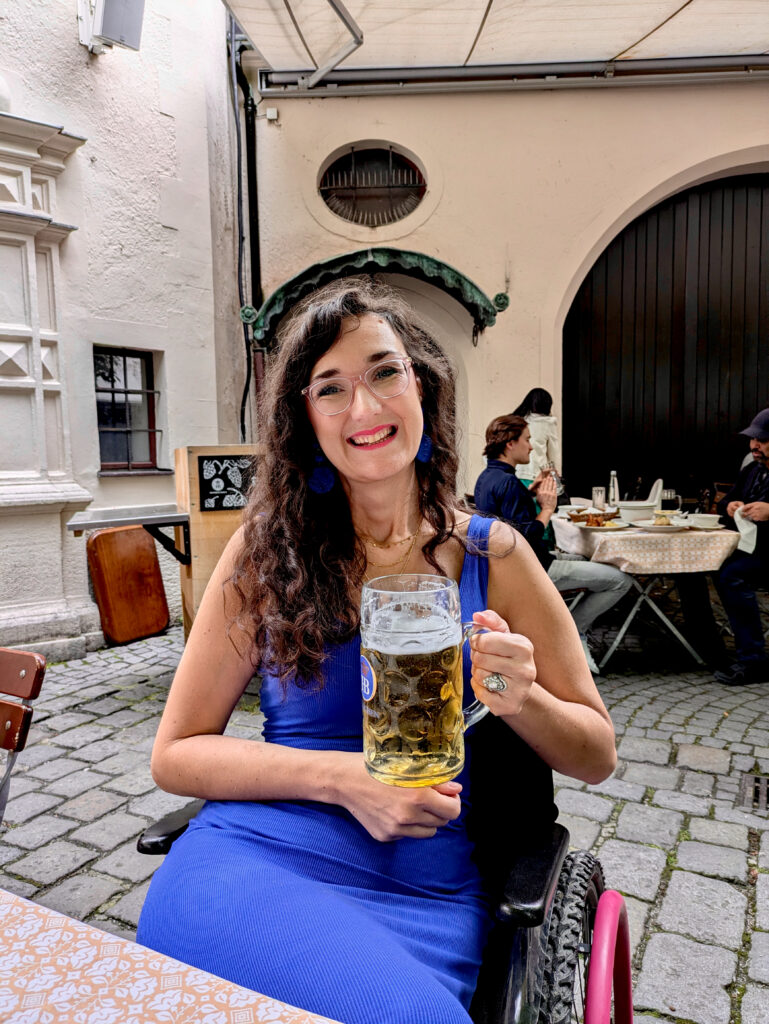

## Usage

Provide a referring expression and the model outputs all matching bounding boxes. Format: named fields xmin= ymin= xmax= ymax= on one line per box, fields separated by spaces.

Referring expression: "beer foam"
xmin=363 ymin=606 xmax=461 ymax=655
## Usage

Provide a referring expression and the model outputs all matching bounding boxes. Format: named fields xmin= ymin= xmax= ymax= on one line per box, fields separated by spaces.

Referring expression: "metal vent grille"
xmin=738 ymin=773 xmax=769 ymax=811
xmin=319 ymin=146 xmax=426 ymax=227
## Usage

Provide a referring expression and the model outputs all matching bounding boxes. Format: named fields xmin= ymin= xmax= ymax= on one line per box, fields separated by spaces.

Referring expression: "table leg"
xmin=598 ymin=579 xmax=649 ymax=670
xmin=639 ymin=585 xmax=705 ymax=665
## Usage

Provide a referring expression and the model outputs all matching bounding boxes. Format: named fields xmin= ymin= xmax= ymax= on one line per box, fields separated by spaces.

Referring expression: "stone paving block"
xmin=555 ymin=789 xmax=614 ymax=823
xmin=586 ymin=777 xmax=646 ymax=802
xmin=72 ymin=739 xmax=127 ymax=763
xmin=616 ymin=803 xmax=683 ymax=847
xmin=42 ymin=713 xmax=95 ymax=734
xmin=105 ymin=878 xmax=151 ymax=928
xmin=689 ymin=819 xmax=749 ymax=851
xmin=0 ymin=874 xmax=38 ymax=899
xmin=25 ymin=757 xmax=81 ymax=782
xmin=128 ymin=789 xmax=192 ymax=820
xmin=748 ymin=931 xmax=769 ymax=984
xmin=657 ymin=870 xmax=746 ymax=949
xmin=760 ymin=832 xmax=769 ymax=870
xmin=95 ymin=751 xmax=147 ymax=775
xmin=621 ymin=763 xmax=681 ymax=790
xmin=53 ymin=723 xmax=113 ymax=749
xmin=103 ymin=768 xmax=156 ymax=796
xmin=117 ymin=720 xmax=162 ymax=746
xmin=617 ymin=737 xmax=671 ymax=765
xmin=10 ymin=840 xmax=95 ymax=885
xmin=741 ymin=984 xmax=769 ymax=1024
xmin=595 ymin=839 xmax=666 ymax=900
xmin=557 ymin=814 xmax=600 ymax=852
xmin=2 ymin=815 xmax=75 ymax=850
xmin=16 ymin=743 xmax=68 ymax=768
xmin=676 ymin=841 xmax=746 ymax=883
xmin=634 ymin=932 xmax=736 ymax=1024
xmin=36 ymin=872 xmax=124 ymax=919
xmin=712 ymin=802 xmax=769 ymax=832
xmin=57 ymin=788 xmax=126 ymax=822
xmin=2 ymin=791 xmax=61 ymax=826
xmin=3 ymin=777 xmax=38 ymax=800
xmin=623 ymin=895 xmax=649 ymax=959
xmin=94 ymin=840 xmax=164 ymax=883
xmin=44 ymin=768 xmax=111 ymax=798
xmin=757 ymin=873 xmax=769 ymax=932
xmin=651 ymin=789 xmax=713 ymax=815
xmin=68 ymin=811 xmax=148 ymax=851
xmin=551 ymin=772 xmax=584 ymax=791
xmin=681 ymin=771 xmax=715 ymax=797
xmin=677 ymin=743 xmax=731 ymax=774
xmin=78 ymin=697 xmax=124 ymax=715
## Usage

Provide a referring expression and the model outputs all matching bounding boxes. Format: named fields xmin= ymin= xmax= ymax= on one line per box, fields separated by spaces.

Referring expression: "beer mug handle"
xmin=461 ymin=623 xmax=492 ymax=729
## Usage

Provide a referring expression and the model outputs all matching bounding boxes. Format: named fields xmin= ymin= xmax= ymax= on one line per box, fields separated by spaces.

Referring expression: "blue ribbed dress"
xmin=137 ymin=516 xmax=494 ymax=1023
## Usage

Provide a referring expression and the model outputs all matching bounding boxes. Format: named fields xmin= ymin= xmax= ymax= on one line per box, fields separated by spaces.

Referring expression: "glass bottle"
xmin=608 ymin=470 xmax=620 ymax=506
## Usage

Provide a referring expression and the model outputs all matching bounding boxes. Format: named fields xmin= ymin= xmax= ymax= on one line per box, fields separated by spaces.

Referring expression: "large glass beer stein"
xmin=360 ymin=574 xmax=490 ymax=787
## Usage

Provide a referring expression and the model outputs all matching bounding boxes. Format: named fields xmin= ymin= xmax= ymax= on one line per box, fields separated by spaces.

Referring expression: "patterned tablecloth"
xmin=552 ymin=519 xmax=739 ymax=575
xmin=0 ymin=889 xmax=340 ymax=1024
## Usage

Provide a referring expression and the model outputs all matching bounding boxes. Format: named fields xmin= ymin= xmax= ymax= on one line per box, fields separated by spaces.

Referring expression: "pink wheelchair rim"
xmin=584 ymin=889 xmax=634 ymax=1024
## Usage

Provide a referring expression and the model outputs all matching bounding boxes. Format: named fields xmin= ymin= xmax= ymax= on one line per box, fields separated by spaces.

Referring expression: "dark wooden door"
xmin=562 ymin=173 xmax=769 ymax=501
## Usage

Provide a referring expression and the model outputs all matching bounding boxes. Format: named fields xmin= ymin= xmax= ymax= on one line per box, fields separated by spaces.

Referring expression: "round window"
xmin=319 ymin=145 xmax=427 ymax=227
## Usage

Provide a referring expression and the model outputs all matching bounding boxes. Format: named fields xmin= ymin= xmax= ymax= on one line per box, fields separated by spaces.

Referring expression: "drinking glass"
xmin=660 ymin=489 xmax=682 ymax=511
xmin=360 ymin=575 xmax=489 ymax=787
xmin=591 ymin=486 xmax=606 ymax=510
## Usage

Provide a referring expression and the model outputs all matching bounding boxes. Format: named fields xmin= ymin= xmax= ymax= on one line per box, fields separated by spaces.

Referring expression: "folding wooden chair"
xmin=0 ymin=648 xmax=46 ymax=825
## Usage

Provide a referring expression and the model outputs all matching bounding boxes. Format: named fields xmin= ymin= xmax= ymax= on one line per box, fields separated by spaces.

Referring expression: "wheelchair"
xmin=137 ymin=717 xmax=633 ymax=1024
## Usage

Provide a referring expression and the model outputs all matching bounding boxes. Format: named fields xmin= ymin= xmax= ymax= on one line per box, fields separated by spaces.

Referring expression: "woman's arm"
xmin=150 ymin=529 xmax=463 ymax=840
xmin=469 ymin=521 xmax=616 ymax=784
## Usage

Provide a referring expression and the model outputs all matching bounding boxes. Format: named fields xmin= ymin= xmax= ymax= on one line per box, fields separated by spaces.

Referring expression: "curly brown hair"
xmin=230 ymin=277 xmax=467 ymax=688
xmin=483 ymin=414 xmax=528 ymax=460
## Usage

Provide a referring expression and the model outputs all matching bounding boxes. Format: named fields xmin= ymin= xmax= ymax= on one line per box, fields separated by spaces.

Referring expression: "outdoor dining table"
xmin=0 ymin=888 xmax=341 ymax=1024
xmin=551 ymin=517 xmax=739 ymax=670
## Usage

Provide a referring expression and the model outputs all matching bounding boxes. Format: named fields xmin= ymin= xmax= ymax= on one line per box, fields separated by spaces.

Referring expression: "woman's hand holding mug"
xmin=468 ymin=609 xmax=536 ymax=717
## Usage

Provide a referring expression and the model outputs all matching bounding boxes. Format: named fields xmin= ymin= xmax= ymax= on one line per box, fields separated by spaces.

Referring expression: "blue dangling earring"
xmin=416 ymin=431 xmax=433 ymax=464
xmin=308 ymin=445 xmax=335 ymax=494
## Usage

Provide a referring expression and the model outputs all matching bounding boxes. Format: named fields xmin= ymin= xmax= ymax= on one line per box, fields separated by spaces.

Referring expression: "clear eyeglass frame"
xmin=301 ymin=356 xmax=413 ymax=415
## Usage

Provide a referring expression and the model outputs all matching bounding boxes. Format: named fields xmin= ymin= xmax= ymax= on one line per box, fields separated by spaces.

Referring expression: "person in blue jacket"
xmin=474 ymin=414 xmax=632 ymax=674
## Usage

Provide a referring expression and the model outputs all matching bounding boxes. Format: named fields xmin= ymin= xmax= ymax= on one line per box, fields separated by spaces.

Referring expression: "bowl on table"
xmin=615 ymin=501 xmax=656 ymax=524
xmin=688 ymin=513 xmax=722 ymax=529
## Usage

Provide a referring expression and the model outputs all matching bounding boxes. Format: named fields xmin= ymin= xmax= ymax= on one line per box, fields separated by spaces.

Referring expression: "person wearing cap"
xmin=711 ymin=408 xmax=769 ymax=685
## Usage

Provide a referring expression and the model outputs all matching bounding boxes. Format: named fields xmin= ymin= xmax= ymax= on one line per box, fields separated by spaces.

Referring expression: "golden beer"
xmin=361 ymin=640 xmax=465 ymax=787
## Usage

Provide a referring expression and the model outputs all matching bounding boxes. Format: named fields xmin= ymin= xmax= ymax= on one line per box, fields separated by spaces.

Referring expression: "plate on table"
xmin=576 ymin=522 xmax=631 ymax=533
xmin=635 ymin=519 xmax=688 ymax=533
xmin=686 ymin=523 xmax=725 ymax=531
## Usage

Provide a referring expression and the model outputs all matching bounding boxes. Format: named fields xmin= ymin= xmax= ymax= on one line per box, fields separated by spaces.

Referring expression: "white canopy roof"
xmin=227 ymin=0 xmax=769 ymax=74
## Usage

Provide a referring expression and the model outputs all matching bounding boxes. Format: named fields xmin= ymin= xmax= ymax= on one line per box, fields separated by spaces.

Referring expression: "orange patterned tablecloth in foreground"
xmin=0 ymin=889 xmax=341 ymax=1024
xmin=551 ymin=519 xmax=739 ymax=575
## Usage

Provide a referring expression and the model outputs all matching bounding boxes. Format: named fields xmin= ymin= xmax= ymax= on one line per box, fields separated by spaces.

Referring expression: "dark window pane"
xmin=98 ymin=429 xmax=129 ymax=466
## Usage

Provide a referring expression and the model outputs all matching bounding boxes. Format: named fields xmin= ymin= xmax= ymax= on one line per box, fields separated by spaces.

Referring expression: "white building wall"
xmin=248 ymin=79 xmax=769 ymax=493
xmin=0 ymin=0 xmax=239 ymax=657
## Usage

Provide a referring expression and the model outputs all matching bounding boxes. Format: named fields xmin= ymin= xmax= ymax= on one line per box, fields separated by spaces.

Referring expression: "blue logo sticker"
xmin=361 ymin=655 xmax=377 ymax=702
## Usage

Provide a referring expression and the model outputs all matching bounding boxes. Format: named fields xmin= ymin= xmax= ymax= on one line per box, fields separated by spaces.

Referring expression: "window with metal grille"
xmin=319 ymin=146 xmax=427 ymax=227
xmin=93 ymin=347 xmax=160 ymax=471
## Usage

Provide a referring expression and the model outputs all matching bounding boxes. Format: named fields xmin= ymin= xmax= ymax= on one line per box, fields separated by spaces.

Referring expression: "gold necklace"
xmin=358 ymin=528 xmax=419 ymax=549
xmin=363 ymin=525 xmax=421 ymax=582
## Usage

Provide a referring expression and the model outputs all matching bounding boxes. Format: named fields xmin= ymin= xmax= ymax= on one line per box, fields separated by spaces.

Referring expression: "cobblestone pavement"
xmin=2 ymin=625 xmax=769 ymax=1024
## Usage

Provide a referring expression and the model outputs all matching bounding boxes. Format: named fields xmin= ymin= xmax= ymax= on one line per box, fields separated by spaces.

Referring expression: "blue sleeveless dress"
xmin=137 ymin=516 xmax=494 ymax=1024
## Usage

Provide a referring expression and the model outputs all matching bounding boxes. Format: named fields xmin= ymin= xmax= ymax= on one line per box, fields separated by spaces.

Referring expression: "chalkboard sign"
xmin=198 ymin=456 xmax=255 ymax=511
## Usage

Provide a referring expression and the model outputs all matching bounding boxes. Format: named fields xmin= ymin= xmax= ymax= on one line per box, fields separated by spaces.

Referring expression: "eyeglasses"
xmin=302 ymin=357 xmax=413 ymax=415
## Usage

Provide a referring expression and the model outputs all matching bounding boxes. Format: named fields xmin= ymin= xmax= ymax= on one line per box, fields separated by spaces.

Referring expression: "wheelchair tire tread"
xmin=537 ymin=850 xmax=605 ymax=1024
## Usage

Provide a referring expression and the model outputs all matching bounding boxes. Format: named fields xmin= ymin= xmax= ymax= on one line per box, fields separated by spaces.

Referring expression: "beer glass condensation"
xmin=360 ymin=575 xmax=490 ymax=787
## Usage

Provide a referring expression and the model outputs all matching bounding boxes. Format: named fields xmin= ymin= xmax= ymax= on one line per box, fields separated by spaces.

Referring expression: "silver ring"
xmin=483 ymin=673 xmax=507 ymax=693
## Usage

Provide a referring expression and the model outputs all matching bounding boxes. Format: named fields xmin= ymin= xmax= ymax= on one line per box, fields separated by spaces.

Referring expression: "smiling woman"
xmin=137 ymin=278 xmax=616 ymax=1024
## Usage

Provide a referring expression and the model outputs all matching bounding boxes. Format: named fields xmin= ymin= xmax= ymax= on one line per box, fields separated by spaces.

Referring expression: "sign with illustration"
xmin=198 ymin=456 xmax=255 ymax=511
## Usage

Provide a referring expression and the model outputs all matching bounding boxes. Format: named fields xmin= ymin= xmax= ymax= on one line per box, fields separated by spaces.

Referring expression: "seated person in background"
xmin=712 ymin=409 xmax=769 ymax=686
xmin=136 ymin=280 xmax=616 ymax=1024
xmin=474 ymin=415 xmax=632 ymax=675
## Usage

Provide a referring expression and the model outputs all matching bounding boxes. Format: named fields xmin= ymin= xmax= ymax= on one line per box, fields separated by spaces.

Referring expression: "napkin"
xmin=734 ymin=506 xmax=757 ymax=554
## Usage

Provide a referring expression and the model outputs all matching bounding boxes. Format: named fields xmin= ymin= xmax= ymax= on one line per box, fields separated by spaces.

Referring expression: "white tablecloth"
xmin=552 ymin=519 xmax=739 ymax=575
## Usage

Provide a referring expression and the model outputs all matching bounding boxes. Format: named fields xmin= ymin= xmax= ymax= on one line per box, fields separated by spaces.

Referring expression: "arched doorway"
xmin=562 ymin=173 xmax=769 ymax=501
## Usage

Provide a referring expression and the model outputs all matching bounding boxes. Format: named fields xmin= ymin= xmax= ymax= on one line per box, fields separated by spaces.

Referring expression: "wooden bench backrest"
xmin=0 ymin=649 xmax=46 ymax=755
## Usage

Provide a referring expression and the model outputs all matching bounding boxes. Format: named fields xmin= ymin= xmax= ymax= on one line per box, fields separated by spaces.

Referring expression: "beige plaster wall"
xmin=0 ymin=0 xmax=239 ymax=653
xmin=253 ymin=80 xmax=769 ymax=491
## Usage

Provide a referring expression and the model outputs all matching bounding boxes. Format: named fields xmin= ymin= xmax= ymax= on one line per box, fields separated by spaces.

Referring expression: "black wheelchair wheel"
xmin=538 ymin=850 xmax=605 ymax=1024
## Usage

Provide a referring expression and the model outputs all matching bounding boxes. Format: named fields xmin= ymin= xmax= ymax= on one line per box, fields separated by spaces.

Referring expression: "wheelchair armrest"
xmin=495 ymin=822 xmax=570 ymax=929
xmin=136 ymin=799 xmax=205 ymax=855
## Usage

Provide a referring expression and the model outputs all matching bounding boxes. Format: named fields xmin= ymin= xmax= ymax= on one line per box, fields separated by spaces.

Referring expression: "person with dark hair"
xmin=474 ymin=414 xmax=632 ymax=675
xmin=512 ymin=387 xmax=559 ymax=488
xmin=136 ymin=279 xmax=616 ymax=1024
xmin=711 ymin=409 xmax=769 ymax=685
